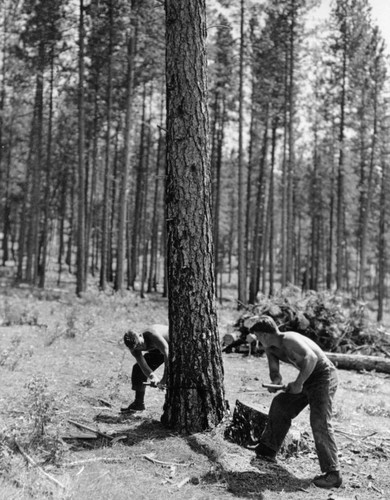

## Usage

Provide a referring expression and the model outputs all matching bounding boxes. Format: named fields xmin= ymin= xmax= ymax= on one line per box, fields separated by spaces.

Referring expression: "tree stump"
xmin=224 ymin=400 xmax=268 ymax=447
xmin=225 ymin=400 xmax=309 ymax=457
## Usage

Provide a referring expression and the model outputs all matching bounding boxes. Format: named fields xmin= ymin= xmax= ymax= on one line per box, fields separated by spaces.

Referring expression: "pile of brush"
xmin=231 ymin=285 xmax=390 ymax=356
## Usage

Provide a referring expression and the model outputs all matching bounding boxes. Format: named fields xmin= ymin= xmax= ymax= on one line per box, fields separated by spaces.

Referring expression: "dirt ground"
xmin=0 ymin=287 xmax=389 ymax=499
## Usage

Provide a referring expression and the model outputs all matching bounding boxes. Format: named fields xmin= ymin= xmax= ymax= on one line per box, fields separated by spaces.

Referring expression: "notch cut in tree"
xmin=162 ymin=0 xmax=226 ymax=433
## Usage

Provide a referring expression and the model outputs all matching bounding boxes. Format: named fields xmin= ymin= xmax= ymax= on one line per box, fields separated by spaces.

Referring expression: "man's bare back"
xmin=266 ymin=331 xmax=328 ymax=371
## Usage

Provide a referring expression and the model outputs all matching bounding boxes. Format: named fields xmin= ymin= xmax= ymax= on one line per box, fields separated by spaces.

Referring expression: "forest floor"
xmin=0 ymin=284 xmax=389 ymax=500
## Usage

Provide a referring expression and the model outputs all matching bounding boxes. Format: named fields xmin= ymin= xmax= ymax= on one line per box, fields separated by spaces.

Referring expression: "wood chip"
xmin=176 ymin=477 xmax=190 ymax=489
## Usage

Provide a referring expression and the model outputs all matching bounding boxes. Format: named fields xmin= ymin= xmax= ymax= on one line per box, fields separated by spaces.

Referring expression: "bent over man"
xmin=248 ymin=315 xmax=342 ymax=489
xmin=121 ymin=324 xmax=169 ymax=413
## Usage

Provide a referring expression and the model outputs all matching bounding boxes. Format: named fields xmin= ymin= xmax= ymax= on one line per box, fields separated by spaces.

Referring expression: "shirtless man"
xmin=121 ymin=324 xmax=169 ymax=413
xmin=247 ymin=315 xmax=342 ymax=489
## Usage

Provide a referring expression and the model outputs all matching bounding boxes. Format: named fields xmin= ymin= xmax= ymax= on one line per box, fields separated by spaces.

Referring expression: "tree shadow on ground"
xmin=63 ymin=416 xmax=171 ymax=451
xmin=186 ymin=433 xmax=311 ymax=498
xmin=202 ymin=459 xmax=311 ymax=498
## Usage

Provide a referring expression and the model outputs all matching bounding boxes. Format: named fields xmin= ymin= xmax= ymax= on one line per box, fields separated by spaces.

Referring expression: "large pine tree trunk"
xmin=163 ymin=0 xmax=226 ymax=433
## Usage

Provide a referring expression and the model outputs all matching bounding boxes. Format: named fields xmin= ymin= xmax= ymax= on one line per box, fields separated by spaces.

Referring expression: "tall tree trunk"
xmin=57 ymin=167 xmax=68 ymax=285
xmin=280 ymin=51 xmax=289 ymax=288
xmin=140 ymin=95 xmax=152 ymax=298
xmin=358 ymin=76 xmax=379 ymax=299
xmin=237 ymin=0 xmax=247 ymax=306
xmin=76 ymin=0 xmax=87 ymax=296
xmin=85 ymin=72 xmax=100 ymax=282
xmin=248 ymin=113 xmax=269 ymax=304
xmin=163 ymin=0 xmax=226 ymax=433
xmin=326 ymin=119 xmax=337 ymax=290
xmin=129 ymin=83 xmax=147 ymax=289
xmin=148 ymin=89 xmax=165 ymax=293
xmin=336 ymin=27 xmax=347 ymax=292
xmin=99 ymin=0 xmax=114 ymax=290
xmin=309 ymin=113 xmax=320 ymax=291
xmin=26 ymin=42 xmax=45 ymax=285
xmin=213 ymin=95 xmax=226 ymax=299
xmin=116 ymin=0 xmax=138 ymax=291
xmin=39 ymin=47 xmax=55 ymax=289
xmin=268 ymin=117 xmax=277 ymax=296
xmin=286 ymin=0 xmax=295 ymax=285
xmin=377 ymin=126 xmax=387 ymax=322
xmin=1 ymin=123 xmax=13 ymax=266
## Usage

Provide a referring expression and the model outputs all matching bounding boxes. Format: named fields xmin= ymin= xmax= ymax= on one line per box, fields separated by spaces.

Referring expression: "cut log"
xmin=325 ymin=352 xmax=390 ymax=374
xmin=224 ymin=400 xmax=308 ymax=457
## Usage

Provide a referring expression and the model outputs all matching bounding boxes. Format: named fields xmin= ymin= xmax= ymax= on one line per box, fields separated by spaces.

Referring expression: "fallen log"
xmin=68 ymin=419 xmax=113 ymax=440
xmin=325 ymin=352 xmax=390 ymax=374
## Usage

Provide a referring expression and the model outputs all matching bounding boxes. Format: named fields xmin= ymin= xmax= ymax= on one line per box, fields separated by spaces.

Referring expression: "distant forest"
xmin=0 ymin=0 xmax=389 ymax=318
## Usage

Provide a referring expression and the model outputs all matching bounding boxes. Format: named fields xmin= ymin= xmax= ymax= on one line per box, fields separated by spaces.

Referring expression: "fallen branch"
xmin=378 ymin=346 xmax=390 ymax=358
xmin=15 ymin=441 xmax=66 ymax=490
xmin=371 ymin=484 xmax=383 ymax=494
xmin=143 ymin=454 xmax=190 ymax=467
xmin=63 ymin=457 xmax=132 ymax=467
xmin=97 ymin=398 xmax=112 ymax=407
xmin=67 ymin=419 xmax=113 ymax=440
xmin=335 ymin=429 xmax=378 ymax=440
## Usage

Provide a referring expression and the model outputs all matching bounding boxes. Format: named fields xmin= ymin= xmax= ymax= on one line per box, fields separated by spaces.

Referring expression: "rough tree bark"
xmin=163 ymin=0 xmax=226 ymax=433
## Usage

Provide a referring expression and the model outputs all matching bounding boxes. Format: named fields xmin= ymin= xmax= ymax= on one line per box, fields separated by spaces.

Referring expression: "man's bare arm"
xmin=131 ymin=350 xmax=153 ymax=379
xmin=151 ymin=335 xmax=169 ymax=384
xmin=266 ymin=351 xmax=283 ymax=385
xmin=284 ymin=337 xmax=318 ymax=393
xmin=291 ymin=352 xmax=317 ymax=391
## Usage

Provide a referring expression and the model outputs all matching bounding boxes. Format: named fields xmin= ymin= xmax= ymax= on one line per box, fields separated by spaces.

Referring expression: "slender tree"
xmin=115 ymin=0 xmax=139 ymax=291
xmin=237 ymin=0 xmax=247 ymax=306
xmin=76 ymin=0 xmax=87 ymax=296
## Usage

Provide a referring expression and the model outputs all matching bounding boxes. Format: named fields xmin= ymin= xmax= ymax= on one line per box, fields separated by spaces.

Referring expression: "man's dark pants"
xmin=131 ymin=349 xmax=164 ymax=392
xmin=260 ymin=358 xmax=340 ymax=473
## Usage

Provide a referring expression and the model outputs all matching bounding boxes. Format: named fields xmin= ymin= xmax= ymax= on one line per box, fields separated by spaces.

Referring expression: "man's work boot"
xmin=313 ymin=471 xmax=342 ymax=489
xmin=120 ymin=401 xmax=145 ymax=413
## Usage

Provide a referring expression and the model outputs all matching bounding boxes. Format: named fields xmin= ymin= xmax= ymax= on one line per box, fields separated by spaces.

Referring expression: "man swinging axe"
xmin=121 ymin=324 xmax=169 ymax=413
xmin=246 ymin=315 xmax=342 ymax=490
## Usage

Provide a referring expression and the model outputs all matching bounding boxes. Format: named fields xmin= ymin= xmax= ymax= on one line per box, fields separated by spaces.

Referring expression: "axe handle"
xmin=262 ymin=383 xmax=286 ymax=391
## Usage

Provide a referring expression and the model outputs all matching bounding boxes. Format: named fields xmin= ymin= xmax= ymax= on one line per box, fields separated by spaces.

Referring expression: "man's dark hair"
xmin=123 ymin=330 xmax=139 ymax=350
xmin=249 ymin=315 xmax=279 ymax=334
